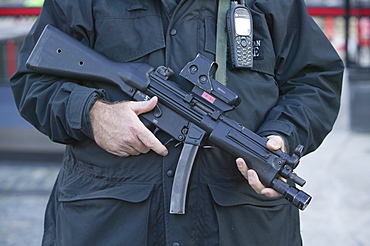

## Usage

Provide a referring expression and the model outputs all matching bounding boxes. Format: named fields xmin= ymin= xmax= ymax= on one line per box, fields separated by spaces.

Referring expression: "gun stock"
xmin=27 ymin=25 xmax=153 ymax=94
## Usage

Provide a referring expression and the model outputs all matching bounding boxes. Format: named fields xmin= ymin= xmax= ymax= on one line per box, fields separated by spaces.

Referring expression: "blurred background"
xmin=0 ymin=0 xmax=369 ymax=245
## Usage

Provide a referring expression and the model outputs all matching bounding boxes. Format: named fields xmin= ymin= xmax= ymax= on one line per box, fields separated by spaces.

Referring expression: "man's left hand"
xmin=236 ymin=135 xmax=286 ymax=198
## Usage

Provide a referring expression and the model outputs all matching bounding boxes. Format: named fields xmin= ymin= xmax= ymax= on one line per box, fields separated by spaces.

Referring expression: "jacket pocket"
xmin=57 ymin=182 xmax=154 ymax=246
xmin=93 ymin=3 xmax=165 ymax=63
xmin=208 ymin=184 xmax=300 ymax=246
xmin=209 ymin=183 xmax=288 ymax=208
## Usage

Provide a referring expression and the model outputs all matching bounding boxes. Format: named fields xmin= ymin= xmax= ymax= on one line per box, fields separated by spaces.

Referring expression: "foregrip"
xmin=209 ymin=120 xmax=312 ymax=210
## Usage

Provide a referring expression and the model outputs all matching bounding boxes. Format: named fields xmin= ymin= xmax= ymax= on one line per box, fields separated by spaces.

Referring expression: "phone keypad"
xmin=236 ymin=36 xmax=253 ymax=67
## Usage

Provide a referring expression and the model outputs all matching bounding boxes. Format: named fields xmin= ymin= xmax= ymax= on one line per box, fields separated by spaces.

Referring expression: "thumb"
xmin=130 ymin=96 xmax=158 ymax=115
xmin=267 ymin=135 xmax=287 ymax=152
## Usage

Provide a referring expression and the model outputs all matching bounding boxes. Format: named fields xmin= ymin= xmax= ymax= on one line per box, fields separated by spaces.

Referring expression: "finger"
xmin=236 ymin=157 xmax=249 ymax=178
xmin=260 ymin=188 xmax=281 ymax=198
xmin=130 ymin=96 xmax=158 ymax=115
xmin=103 ymin=138 xmax=140 ymax=157
xmin=236 ymin=158 xmax=281 ymax=197
xmin=266 ymin=135 xmax=286 ymax=152
xmin=246 ymin=169 xmax=266 ymax=194
xmin=123 ymin=142 xmax=148 ymax=156
xmin=118 ymin=127 xmax=164 ymax=156
xmin=137 ymin=127 xmax=168 ymax=156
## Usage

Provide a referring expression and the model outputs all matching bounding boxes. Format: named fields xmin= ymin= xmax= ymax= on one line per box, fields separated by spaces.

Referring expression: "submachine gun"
xmin=26 ymin=25 xmax=312 ymax=213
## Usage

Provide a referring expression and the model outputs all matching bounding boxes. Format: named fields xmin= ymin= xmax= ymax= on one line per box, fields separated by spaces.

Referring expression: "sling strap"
xmin=215 ymin=0 xmax=229 ymax=86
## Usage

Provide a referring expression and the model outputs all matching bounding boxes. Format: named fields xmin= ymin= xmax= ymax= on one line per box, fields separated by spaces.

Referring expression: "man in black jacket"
xmin=11 ymin=0 xmax=343 ymax=245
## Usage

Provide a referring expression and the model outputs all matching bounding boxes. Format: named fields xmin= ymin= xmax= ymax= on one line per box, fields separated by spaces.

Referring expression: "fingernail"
xmin=237 ymin=162 xmax=243 ymax=168
xmin=269 ymin=139 xmax=279 ymax=149
xmin=163 ymin=150 xmax=168 ymax=156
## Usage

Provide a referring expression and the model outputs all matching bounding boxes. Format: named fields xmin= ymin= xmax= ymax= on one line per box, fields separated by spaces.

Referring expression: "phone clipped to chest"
xmin=227 ymin=1 xmax=253 ymax=69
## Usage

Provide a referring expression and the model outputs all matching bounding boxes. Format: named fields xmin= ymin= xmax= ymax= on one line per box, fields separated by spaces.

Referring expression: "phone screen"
xmin=234 ymin=8 xmax=251 ymax=36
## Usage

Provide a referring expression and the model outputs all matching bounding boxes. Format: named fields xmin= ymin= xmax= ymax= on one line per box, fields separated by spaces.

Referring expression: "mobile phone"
xmin=226 ymin=1 xmax=253 ymax=69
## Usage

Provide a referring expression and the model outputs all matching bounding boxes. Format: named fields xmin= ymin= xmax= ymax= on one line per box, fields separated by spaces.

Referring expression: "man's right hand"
xmin=89 ymin=96 xmax=168 ymax=157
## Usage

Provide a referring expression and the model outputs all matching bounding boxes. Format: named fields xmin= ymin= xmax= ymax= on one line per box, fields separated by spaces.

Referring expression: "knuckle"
xmin=123 ymin=136 xmax=135 ymax=146
xmin=119 ymin=152 xmax=130 ymax=158
xmin=106 ymin=145 xmax=120 ymax=155
xmin=128 ymin=124 xmax=140 ymax=134
xmin=144 ymin=137 xmax=156 ymax=148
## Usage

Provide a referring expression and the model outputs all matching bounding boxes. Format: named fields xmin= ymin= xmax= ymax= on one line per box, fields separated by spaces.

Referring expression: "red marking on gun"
xmin=201 ymin=92 xmax=216 ymax=103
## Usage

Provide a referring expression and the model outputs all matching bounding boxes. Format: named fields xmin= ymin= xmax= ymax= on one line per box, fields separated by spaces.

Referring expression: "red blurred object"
xmin=0 ymin=7 xmax=41 ymax=16
xmin=307 ymin=7 xmax=370 ymax=17
xmin=358 ymin=17 xmax=370 ymax=46
xmin=7 ymin=39 xmax=16 ymax=79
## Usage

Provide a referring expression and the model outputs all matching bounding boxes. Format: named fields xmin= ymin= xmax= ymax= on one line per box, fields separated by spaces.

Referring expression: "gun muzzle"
xmin=284 ymin=186 xmax=312 ymax=210
xmin=272 ymin=179 xmax=312 ymax=210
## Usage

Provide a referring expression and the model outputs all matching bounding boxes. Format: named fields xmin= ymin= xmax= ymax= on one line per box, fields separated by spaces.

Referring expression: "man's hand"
xmin=236 ymin=135 xmax=286 ymax=198
xmin=89 ymin=96 xmax=168 ymax=157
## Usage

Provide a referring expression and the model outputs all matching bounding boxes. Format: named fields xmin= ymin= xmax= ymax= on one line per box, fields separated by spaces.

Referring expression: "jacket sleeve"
xmin=255 ymin=0 xmax=344 ymax=154
xmin=10 ymin=0 xmax=106 ymax=144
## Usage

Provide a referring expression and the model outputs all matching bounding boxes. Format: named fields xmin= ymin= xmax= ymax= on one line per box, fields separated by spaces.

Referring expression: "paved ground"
xmin=299 ymin=122 xmax=370 ymax=245
xmin=0 ymin=161 xmax=60 ymax=246
xmin=299 ymin=71 xmax=370 ymax=246
xmin=0 ymin=83 xmax=63 ymax=245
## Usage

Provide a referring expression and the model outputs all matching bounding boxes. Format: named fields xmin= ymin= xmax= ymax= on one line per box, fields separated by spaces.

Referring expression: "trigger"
xmin=153 ymin=105 xmax=162 ymax=118
xmin=153 ymin=128 xmax=175 ymax=147
xmin=153 ymin=127 xmax=160 ymax=135
xmin=164 ymin=138 xmax=176 ymax=146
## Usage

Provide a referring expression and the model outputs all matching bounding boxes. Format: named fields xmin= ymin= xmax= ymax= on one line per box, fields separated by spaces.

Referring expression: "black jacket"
xmin=11 ymin=0 xmax=343 ymax=245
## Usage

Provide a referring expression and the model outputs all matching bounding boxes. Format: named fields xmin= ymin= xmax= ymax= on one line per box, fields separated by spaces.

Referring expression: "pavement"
xmin=298 ymin=72 xmax=370 ymax=246
xmin=0 ymin=84 xmax=64 ymax=246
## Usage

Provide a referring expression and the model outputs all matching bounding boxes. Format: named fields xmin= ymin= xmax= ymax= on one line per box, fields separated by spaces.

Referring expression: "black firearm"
xmin=26 ymin=25 xmax=312 ymax=212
